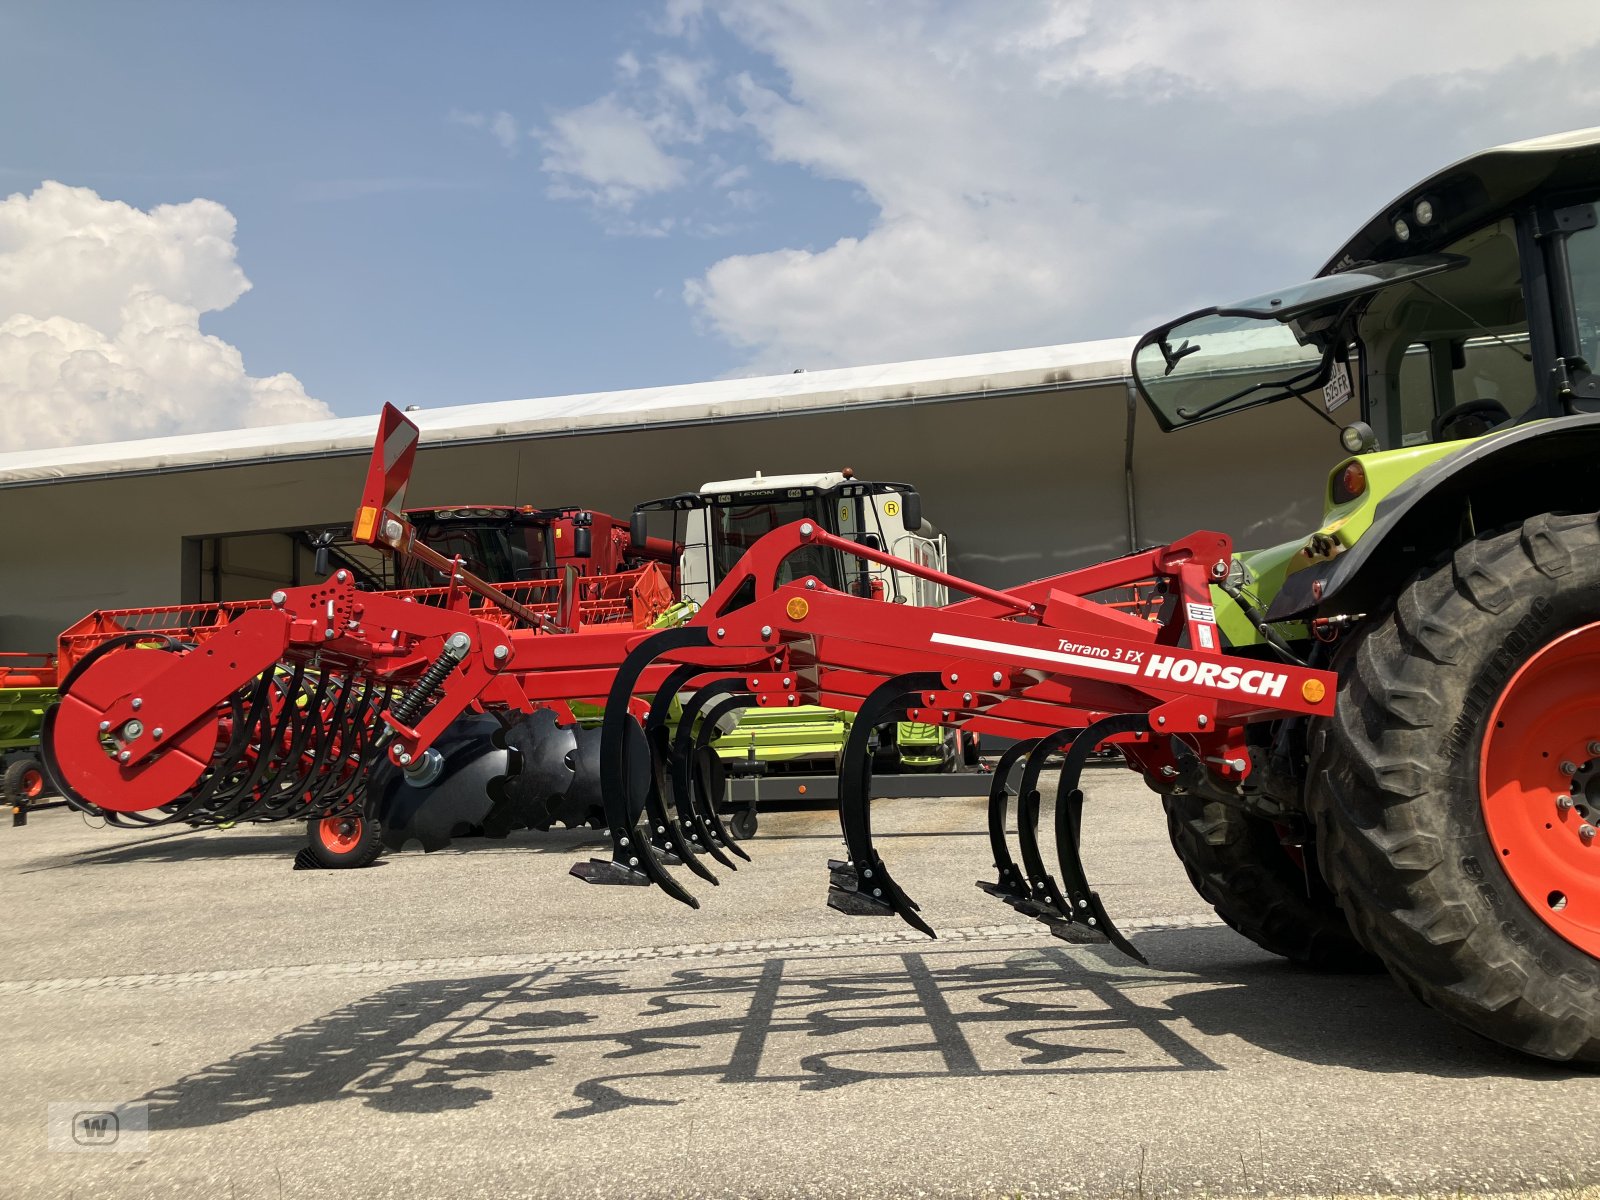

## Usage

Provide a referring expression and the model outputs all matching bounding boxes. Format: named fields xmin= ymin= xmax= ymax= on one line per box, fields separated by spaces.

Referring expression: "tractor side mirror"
xmin=898 ymin=490 xmax=923 ymax=532
xmin=312 ymin=530 xmax=334 ymax=577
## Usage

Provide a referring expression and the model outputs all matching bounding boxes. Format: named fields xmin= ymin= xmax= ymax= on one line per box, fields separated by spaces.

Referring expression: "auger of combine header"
xmin=45 ymin=403 xmax=1336 ymax=964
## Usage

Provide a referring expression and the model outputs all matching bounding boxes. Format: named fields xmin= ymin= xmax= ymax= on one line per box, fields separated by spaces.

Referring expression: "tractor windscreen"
xmin=1134 ymin=313 xmax=1329 ymax=431
xmin=1134 ymin=254 xmax=1466 ymax=431
xmin=709 ymin=494 xmax=843 ymax=589
xmin=401 ymin=516 xmax=550 ymax=587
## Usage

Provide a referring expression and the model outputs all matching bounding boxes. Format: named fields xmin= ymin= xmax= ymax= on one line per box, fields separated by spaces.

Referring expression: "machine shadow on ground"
xmin=140 ymin=927 xmax=1564 ymax=1132
xmin=18 ymin=825 xmax=610 ymax=870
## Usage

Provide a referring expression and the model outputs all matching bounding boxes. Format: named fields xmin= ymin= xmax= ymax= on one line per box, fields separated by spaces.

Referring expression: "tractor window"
xmin=1359 ymin=219 xmax=1532 ymax=446
xmin=709 ymin=497 xmax=842 ymax=590
xmin=1566 ymin=221 xmax=1600 ymax=372
xmin=402 ymin=519 xmax=537 ymax=587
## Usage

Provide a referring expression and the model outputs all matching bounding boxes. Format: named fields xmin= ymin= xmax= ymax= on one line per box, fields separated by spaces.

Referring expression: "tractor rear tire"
xmin=303 ymin=813 xmax=385 ymax=869
xmin=2 ymin=756 xmax=49 ymax=806
xmin=1163 ymin=795 xmax=1377 ymax=971
xmin=1308 ymin=512 xmax=1600 ymax=1062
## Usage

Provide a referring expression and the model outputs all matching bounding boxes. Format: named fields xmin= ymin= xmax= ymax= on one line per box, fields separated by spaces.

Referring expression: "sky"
xmin=2 ymin=0 xmax=1599 ymax=450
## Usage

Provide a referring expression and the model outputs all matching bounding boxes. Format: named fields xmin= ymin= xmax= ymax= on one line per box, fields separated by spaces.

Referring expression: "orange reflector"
xmin=353 ymin=505 xmax=378 ymax=542
xmin=786 ymin=597 xmax=810 ymax=621
xmin=1333 ymin=461 xmax=1366 ymax=504
xmin=797 ymin=785 xmax=807 ymax=794
xmin=1302 ymin=679 xmax=1327 ymax=703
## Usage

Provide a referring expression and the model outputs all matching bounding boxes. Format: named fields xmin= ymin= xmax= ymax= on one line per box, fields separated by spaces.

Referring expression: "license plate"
xmin=1323 ymin=360 xmax=1352 ymax=412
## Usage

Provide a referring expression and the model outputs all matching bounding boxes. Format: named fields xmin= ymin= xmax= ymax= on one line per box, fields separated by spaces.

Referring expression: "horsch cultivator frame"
xmin=43 ymin=406 xmax=1334 ymax=959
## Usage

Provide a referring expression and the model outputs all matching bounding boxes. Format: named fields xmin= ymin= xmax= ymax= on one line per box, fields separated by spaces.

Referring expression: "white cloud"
xmin=539 ymin=94 xmax=688 ymax=209
xmin=0 ymin=182 xmax=329 ymax=450
xmin=672 ymin=0 xmax=1600 ymax=372
xmin=1026 ymin=0 xmax=1595 ymax=104
xmin=449 ymin=108 xmax=521 ymax=155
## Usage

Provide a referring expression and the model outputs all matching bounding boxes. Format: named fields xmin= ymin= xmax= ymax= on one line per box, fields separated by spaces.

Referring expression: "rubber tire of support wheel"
xmin=1162 ymin=795 xmax=1377 ymax=971
xmin=1307 ymin=511 xmax=1600 ymax=1063
xmin=303 ymin=814 xmax=386 ymax=869
xmin=2 ymin=756 xmax=48 ymax=805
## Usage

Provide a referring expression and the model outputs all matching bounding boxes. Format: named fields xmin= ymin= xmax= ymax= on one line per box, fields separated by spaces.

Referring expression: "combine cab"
xmin=633 ymin=471 xmax=977 ymax=773
xmin=37 ymin=127 xmax=1600 ymax=1064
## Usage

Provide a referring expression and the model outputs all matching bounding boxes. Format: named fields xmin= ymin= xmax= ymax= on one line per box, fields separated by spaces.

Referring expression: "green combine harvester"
xmin=633 ymin=468 xmax=981 ymax=776
xmin=0 ymin=654 xmax=57 ymax=821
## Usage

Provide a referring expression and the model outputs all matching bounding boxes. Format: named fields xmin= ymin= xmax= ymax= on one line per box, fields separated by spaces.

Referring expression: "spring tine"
xmin=975 ymin=737 xmax=1038 ymax=904
xmin=1013 ymin=727 xmax=1081 ymax=924
xmin=826 ymin=672 xmax=943 ymax=938
xmin=191 ymin=671 xmax=280 ymax=823
xmin=1052 ymin=713 xmax=1149 ymax=964
xmin=691 ymin=694 xmax=751 ymax=862
xmin=571 ymin=626 xmax=711 ymax=905
xmin=640 ymin=665 xmax=704 ymax=871
xmin=246 ymin=663 xmax=322 ymax=818
xmin=643 ymin=720 xmax=717 ymax=884
xmin=669 ymin=681 xmax=744 ymax=869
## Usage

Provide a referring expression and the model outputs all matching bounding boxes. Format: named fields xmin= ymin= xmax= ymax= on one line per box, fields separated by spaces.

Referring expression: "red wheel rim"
xmin=21 ymin=768 xmax=44 ymax=799
xmin=1481 ymin=620 xmax=1600 ymax=957
xmin=316 ymin=815 xmax=364 ymax=855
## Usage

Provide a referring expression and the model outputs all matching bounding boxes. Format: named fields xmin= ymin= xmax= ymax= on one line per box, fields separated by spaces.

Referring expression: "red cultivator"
xmin=43 ymin=406 xmax=1333 ymax=960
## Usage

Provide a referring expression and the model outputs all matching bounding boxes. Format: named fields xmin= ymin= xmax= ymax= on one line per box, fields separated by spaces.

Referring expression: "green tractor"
xmin=1132 ymin=127 xmax=1600 ymax=1059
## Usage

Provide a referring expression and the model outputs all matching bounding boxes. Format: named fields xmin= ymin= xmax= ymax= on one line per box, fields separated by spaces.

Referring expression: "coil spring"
xmin=390 ymin=633 xmax=471 ymax=726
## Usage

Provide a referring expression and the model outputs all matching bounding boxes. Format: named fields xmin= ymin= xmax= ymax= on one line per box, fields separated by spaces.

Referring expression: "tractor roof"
xmin=697 ymin=470 xmax=851 ymax=495
xmin=1321 ymin=126 xmax=1600 ymax=275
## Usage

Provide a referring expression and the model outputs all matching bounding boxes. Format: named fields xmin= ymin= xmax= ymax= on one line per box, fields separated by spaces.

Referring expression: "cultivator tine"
xmin=1051 ymin=713 xmax=1150 ymax=964
xmin=1010 ymin=728 xmax=1094 ymax=938
xmin=975 ymin=737 xmax=1038 ymax=905
xmin=669 ymin=681 xmax=747 ymax=869
xmin=640 ymin=725 xmax=710 ymax=880
xmin=571 ymin=627 xmax=711 ymax=906
xmin=826 ymin=672 xmax=944 ymax=938
xmin=686 ymin=691 xmax=752 ymax=862
xmin=640 ymin=664 xmax=712 ymax=878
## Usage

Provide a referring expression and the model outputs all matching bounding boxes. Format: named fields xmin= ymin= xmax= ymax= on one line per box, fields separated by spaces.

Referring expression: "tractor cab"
xmin=1133 ymin=127 xmax=1600 ymax=454
xmin=632 ymin=471 xmax=946 ymax=607
xmin=1130 ymin=127 xmax=1600 ymax=629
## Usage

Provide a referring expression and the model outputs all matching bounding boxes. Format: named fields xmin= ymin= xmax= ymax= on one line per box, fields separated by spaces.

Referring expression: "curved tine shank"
xmin=976 ymin=737 xmax=1038 ymax=903
xmin=691 ymin=693 xmax=753 ymax=861
xmin=1053 ymin=713 xmax=1150 ymax=963
xmin=671 ymin=680 xmax=746 ymax=868
xmin=828 ymin=671 xmax=944 ymax=938
xmin=1014 ymin=727 xmax=1081 ymax=917
xmin=641 ymin=663 xmax=719 ymax=883
xmin=572 ymin=626 xmax=710 ymax=906
xmin=642 ymin=723 xmax=718 ymax=885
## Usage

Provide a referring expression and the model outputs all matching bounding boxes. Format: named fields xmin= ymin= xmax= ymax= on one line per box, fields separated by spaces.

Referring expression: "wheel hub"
xmin=1481 ymin=621 xmax=1600 ymax=956
xmin=317 ymin=815 xmax=364 ymax=854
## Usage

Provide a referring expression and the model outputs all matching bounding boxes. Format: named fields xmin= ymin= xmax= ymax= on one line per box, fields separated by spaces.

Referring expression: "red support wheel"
xmin=303 ymin=812 xmax=385 ymax=869
xmin=3 ymin=757 xmax=48 ymax=804
xmin=1480 ymin=621 xmax=1600 ymax=956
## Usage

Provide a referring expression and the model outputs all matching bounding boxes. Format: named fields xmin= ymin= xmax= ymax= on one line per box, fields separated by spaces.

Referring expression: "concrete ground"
xmin=2 ymin=773 xmax=1596 ymax=1200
